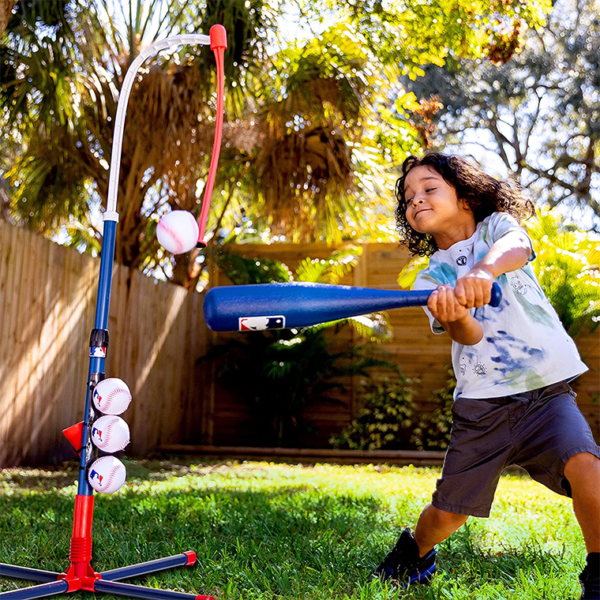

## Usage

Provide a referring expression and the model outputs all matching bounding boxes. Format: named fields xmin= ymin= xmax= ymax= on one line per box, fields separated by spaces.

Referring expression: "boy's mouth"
xmin=415 ymin=208 xmax=432 ymax=217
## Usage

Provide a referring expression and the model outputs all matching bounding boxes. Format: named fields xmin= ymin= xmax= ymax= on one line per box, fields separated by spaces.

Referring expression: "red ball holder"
xmin=0 ymin=24 xmax=226 ymax=600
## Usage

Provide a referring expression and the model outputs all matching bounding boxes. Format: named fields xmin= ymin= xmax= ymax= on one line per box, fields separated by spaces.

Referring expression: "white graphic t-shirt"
xmin=414 ymin=212 xmax=588 ymax=400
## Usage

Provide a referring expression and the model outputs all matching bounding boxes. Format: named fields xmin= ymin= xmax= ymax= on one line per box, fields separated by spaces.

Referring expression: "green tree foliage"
xmin=402 ymin=0 xmax=600 ymax=229
xmin=1 ymin=0 xmax=552 ymax=288
xmin=527 ymin=210 xmax=600 ymax=336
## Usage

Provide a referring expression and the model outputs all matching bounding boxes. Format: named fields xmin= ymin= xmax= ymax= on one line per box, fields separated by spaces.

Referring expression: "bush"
xmin=331 ymin=366 xmax=458 ymax=452
xmin=330 ymin=374 xmax=419 ymax=450
xmin=411 ymin=365 xmax=456 ymax=451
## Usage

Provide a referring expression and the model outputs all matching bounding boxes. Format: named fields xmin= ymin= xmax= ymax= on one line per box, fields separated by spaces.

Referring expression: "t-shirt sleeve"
xmin=488 ymin=212 xmax=536 ymax=262
xmin=414 ymin=269 xmax=445 ymax=335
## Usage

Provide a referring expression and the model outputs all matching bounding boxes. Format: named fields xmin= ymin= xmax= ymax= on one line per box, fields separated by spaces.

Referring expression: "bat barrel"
xmin=204 ymin=283 xmax=429 ymax=331
xmin=204 ymin=282 xmax=502 ymax=332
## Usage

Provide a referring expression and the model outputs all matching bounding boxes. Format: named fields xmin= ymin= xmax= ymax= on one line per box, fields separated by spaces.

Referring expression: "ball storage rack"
xmin=0 ymin=25 xmax=227 ymax=600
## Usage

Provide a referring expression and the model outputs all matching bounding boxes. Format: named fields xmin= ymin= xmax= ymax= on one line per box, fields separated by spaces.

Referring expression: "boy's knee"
xmin=565 ymin=452 xmax=600 ymax=479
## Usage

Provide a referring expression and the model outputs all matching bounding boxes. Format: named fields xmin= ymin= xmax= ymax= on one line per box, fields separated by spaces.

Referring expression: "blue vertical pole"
xmin=77 ymin=215 xmax=118 ymax=494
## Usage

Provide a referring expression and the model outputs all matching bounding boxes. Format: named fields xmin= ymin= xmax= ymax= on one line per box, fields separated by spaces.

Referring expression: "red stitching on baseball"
xmin=102 ymin=386 xmax=129 ymax=412
xmin=159 ymin=221 xmax=185 ymax=254
xmin=106 ymin=418 xmax=127 ymax=451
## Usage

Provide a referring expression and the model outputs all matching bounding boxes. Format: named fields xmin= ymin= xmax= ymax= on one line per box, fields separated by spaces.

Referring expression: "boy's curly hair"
xmin=395 ymin=153 xmax=534 ymax=257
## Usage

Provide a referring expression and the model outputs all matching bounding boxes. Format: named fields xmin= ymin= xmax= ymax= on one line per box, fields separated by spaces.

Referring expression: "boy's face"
xmin=403 ymin=165 xmax=475 ymax=244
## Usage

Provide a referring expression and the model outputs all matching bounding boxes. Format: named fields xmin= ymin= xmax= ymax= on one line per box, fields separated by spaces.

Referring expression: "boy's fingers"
xmin=440 ymin=285 xmax=453 ymax=319
xmin=428 ymin=290 xmax=440 ymax=317
xmin=454 ymin=281 xmax=466 ymax=305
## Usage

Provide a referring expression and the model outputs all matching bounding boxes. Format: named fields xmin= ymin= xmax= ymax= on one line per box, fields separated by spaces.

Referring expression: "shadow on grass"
xmin=0 ymin=457 xmax=236 ymax=490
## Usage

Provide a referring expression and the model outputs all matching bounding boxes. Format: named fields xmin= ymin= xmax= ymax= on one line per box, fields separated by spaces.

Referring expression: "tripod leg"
xmin=94 ymin=580 xmax=213 ymax=600
xmin=0 ymin=580 xmax=68 ymax=600
xmin=100 ymin=553 xmax=195 ymax=581
xmin=0 ymin=566 xmax=59 ymax=584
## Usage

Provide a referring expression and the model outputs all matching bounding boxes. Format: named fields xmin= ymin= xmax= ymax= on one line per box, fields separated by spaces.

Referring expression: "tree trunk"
xmin=0 ymin=0 xmax=16 ymax=37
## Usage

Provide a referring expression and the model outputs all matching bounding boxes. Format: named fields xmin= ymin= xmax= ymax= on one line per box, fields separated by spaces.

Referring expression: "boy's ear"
xmin=458 ymin=198 xmax=472 ymax=212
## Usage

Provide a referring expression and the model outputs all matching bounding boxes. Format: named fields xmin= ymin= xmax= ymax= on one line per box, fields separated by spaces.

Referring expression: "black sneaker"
xmin=371 ymin=528 xmax=437 ymax=587
xmin=580 ymin=565 xmax=600 ymax=599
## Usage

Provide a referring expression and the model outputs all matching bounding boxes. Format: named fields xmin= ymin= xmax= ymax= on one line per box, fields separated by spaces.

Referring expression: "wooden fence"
xmin=0 ymin=221 xmax=209 ymax=467
xmin=0 ymin=223 xmax=598 ymax=467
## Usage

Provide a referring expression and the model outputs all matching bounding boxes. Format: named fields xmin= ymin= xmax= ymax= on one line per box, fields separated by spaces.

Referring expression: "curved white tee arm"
xmin=106 ymin=34 xmax=212 ymax=215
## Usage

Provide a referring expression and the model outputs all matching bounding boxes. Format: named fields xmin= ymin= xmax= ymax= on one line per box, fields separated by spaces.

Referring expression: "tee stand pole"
xmin=0 ymin=25 xmax=227 ymax=600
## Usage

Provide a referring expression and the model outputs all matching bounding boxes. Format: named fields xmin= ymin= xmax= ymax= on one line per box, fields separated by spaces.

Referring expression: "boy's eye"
xmin=426 ymin=188 xmax=436 ymax=192
xmin=406 ymin=198 xmax=414 ymax=204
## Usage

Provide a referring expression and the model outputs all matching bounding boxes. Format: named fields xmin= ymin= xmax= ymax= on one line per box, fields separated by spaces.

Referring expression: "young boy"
xmin=372 ymin=153 xmax=600 ymax=599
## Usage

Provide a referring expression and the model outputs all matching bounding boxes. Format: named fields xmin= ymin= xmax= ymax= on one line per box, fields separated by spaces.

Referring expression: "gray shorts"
xmin=432 ymin=380 xmax=600 ymax=518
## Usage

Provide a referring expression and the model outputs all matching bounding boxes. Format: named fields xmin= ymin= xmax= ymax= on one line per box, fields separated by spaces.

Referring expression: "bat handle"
xmin=489 ymin=282 xmax=502 ymax=308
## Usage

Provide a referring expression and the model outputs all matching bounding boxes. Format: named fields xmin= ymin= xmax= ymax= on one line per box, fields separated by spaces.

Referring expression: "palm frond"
xmin=397 ymin=255 xmax=430 ymax=290
xmin=295 ymin=243 xmax=362 ymax=283
xmin=215 ymin=251 xmax=292 ymax=285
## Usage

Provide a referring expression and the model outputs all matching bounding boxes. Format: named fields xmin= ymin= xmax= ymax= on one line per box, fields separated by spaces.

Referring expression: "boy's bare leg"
xmin=564 ymin=452 xmax=600 ymax=553
xmin=414 ymin=504 xmax=469 ymax=557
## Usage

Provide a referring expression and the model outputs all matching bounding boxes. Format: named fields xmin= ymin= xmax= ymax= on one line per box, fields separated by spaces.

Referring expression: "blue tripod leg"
xmin=94 ymin=580 xmax=213 ymax=600
xmin=100 ymin=553 xmax=196 ymax=582
xmin=0 ymin=580 xmax=68 ymax=600
xmin=0 ymin=566 xmax=59 ymax=584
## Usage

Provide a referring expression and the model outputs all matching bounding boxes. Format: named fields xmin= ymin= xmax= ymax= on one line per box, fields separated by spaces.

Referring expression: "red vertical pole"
xmin=196 ymin=24 xmax=227 ymax=247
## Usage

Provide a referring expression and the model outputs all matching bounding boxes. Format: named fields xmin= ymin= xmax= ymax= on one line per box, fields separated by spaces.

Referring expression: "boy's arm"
xmin=455 ymin=230 xmax=532 ymax=308
xmin=428 ymin=285 xmax=483 ymax=345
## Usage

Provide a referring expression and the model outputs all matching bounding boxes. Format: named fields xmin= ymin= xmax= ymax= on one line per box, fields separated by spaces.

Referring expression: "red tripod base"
xmin=0 ymin=554 xmax=213 ymax=600
xmin=0 ymin=497 xmax=214 ymax=600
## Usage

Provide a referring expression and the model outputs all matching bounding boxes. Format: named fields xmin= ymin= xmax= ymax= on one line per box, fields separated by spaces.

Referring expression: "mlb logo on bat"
xmin=90 ymin=346 xmax=107 ymax=358
xmin=239 ymin=316 xmax=286 ymax=331
xmin=89 ymin=469 xmax=103 ymax=485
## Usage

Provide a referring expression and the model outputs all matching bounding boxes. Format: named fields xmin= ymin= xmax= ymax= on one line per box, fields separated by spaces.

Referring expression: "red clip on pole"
xmin=197 ymin=24 xmax=227 ymax=248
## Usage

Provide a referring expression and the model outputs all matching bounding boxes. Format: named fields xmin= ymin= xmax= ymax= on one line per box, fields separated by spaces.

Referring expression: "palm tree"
xmin=0 ymin=0 xmax=16 ymax=36
xmin=1 ymin=0 xmax=279 ymax=287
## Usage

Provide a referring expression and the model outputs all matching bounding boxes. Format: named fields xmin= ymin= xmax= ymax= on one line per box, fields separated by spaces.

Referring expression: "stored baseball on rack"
xmin=91 ymin=415 xmax=130 ymax=453
xmin=157 ymin=210 xmax=199 ymax=254
xmin=87 ymin=456 xmax=127 ymax=494
xmin=93 ymin=378 xmax=132 ymax=415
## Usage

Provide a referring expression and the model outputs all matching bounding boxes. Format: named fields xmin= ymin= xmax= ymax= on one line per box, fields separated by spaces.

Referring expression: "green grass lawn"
xmin=0 ymin=458 xmax=584 ymax=599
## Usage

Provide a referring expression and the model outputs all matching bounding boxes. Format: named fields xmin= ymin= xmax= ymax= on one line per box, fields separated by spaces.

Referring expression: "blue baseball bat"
xmin=203 ymin=282 xmax=502 ymax=332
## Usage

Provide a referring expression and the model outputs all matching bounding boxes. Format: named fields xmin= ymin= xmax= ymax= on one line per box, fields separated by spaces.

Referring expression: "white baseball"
xmin=91 ymin=415 xmax=130 ymax=453
xmin=157 ymin=211 xmax=199 ymax=255
xmin=88 ymin=456 xmax=126 ymax=494
xmin=93 ymin=378 xmax=131 ymax=415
